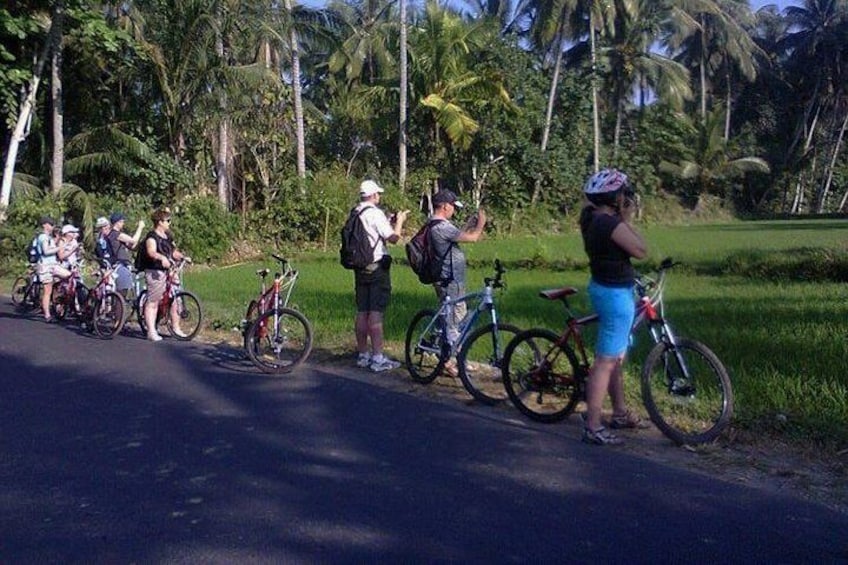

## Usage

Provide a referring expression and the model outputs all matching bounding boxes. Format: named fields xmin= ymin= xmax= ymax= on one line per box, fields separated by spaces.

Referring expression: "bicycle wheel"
xmin=457 ymin=323 xmax=520 ymax=405
xmin=245 ymin=307 xmax=313 ymax=374
xmin=51 ymin=287 xmax=70 ymax=320
xmin=136 ymin=289 xmax=149 ymax=333
xmin=502 ymin=328 xmax=582 ymax=423
xmin=166 ymin=291 xmax=202 ymax=340
xmin=404 ymin=309 xmax=448 ymax=384
xmin=641 ymin=338 xmax=734 ymax=446
xmin=91 ymin=291 xmax=126 ymax=339
xmin=243 ymin=299 xmax=260 ymax=350
xmin=11 ymin=276 xmax=29 ymax=306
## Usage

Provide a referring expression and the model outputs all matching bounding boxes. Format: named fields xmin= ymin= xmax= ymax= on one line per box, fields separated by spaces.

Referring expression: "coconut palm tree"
xmin=660 ymin=108 xmax=770 ymax=208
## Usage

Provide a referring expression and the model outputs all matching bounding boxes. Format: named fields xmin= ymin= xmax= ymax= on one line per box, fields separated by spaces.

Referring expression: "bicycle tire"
xmin=91 ymin=291 xmax=126 ymax=339
xmin=404 ymin=309 xmax=448 ymax=384
xmin=245 ymin=307 xmax=313 ymax=374
xmin=166 ymin=290 xmax=203 ymax=340
xmin=457 ymin=323 xmax=520 ymax=405
xmin=640 ymin=338 xmax=734 ymax=446
xmin=243 ymin=299 xmax=260 ymax=350
xmin=135 ymin=289 xmax=149 ymax=333
xmin=11 ymin=276 xmax=28 ymax=306
xmin=21 ymin=279 xmax=44 ymax=310
xmin=51 ymin=286 xmax=70 ymax=320
xmin=502 ymin=328 xmax=582 ymax=423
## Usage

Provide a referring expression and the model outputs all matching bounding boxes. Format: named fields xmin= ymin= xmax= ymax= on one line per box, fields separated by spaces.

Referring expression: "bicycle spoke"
xmin=641 ymin=339 xmax=733 ymax=445
xmin=458 ymin=323 xmax=520 ymax=405
xmin=503 ymin=329 xmax=581 ymax=423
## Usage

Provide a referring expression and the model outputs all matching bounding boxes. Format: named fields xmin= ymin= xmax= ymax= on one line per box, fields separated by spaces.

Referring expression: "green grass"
xmin=4 ymin=218 xmax=848 ymax=445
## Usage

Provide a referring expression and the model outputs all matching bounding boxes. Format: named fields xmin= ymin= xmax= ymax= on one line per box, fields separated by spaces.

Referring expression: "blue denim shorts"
xmin=588 ymin=279 xmax=635 ymax=357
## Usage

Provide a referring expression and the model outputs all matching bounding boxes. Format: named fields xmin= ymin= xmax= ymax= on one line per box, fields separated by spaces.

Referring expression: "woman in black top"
xmin=579 ymin=169 xmax=648 ymax=445
xmin=140 ymin=209 xmax=187 ymax=341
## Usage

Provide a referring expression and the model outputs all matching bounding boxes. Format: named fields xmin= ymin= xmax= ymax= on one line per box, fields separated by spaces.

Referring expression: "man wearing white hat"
xmin=350 ymin=179 xmax=409 ymax=372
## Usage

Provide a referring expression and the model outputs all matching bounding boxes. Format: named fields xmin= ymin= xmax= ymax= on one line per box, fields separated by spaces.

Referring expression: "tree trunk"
xmin=215 ymin=9 xmax=229 ymax=209
xmin=699 ymin=17 xmax=707 ymax=121
xmin=532 ymin=24 xmax=566 ymax=206
xmin=541 ymin=25 xmax=565 ymax=153
xmin=1 ymin=6 xmax=63 ymax=216
xmin=819 ymin=109 xmax=848 ymax=213
xmin=724 ymin=69 xmax=731 ymax=141
xmin=399 ymin=0 xmax=408 ymax=192
xmin=590 ymin=19 xmax=600 ymax=172
xmin=50 ymin=6 xmax=65 ymax=195
xmin=284 ymin=0 xmax=306 ymax=182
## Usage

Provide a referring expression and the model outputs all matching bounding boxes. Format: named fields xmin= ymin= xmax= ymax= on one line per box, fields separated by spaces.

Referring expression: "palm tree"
xmin=412 ymin=1 xmax=512 ymax=154
xmin=660 ymin=108 xmax=770 ymax=208
xmin=603 ymin=0 xmax=691 ymax=156
xmin=780 ymin=0 xmax=848 ymax=212
xmin=665 ymin=0 xmax=760 ymax=132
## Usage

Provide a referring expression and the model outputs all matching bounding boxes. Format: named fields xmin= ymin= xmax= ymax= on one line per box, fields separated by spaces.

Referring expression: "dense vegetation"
xmin=1 ymin=0 xmax=847 ymax=266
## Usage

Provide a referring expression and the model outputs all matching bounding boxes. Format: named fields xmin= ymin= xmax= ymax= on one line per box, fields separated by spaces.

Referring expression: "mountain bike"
xmin=242 ymin=254 xmax=313 ymax=374
xmin=136 ymin=258 xmax=203 ymax=340
xmin=50 ymin=261 xmax=126 ymax=338
xmin=404 ymin=260 xmax=520 ymax=405
xmin=11 ymin=266 xmax=42 ymax=312
xmin=501 ymin=258 xmax=733 ymax=446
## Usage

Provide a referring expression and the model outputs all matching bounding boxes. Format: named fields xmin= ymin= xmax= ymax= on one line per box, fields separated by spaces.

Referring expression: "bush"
xmin=170 ymin=196 xmax=238 ymax=263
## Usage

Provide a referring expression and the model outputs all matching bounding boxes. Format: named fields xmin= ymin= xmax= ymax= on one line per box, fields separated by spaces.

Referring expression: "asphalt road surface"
xmin=1 ymin=299 xmax=846 ymax=563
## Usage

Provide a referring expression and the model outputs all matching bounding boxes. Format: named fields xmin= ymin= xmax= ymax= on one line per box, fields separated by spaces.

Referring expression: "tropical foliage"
xmin=1 ymin=0 xmax=847 ymax=260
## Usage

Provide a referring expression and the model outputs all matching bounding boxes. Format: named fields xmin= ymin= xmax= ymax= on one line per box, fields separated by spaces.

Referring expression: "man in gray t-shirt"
xmin=427 ymin=189 xmax=487 ymax=354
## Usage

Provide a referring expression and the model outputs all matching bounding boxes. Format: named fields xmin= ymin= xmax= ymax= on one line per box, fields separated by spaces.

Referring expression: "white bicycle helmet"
xmin=583 ymin=168 xmax=630 ymax=195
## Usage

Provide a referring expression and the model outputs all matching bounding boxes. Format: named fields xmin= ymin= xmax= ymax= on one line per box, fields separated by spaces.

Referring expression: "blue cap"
xmin=110 ymin=212 xmax=126 ymax=224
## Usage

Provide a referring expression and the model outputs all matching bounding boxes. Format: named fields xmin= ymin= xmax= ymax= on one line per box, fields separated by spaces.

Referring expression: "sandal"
xmin=582 ymin=426 xmax=623 ymax=446
xmin=609 ymin=410 xmax=650 ymax=430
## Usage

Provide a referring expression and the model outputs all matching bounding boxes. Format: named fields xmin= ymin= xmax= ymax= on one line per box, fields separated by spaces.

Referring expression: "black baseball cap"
xmin=432 ymin=190 xmax=464 ymax=208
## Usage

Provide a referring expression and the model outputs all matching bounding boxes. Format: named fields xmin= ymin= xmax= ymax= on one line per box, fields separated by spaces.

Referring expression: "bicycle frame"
xmin=416 ymin=264 xmax=505 ymax=357
xmin=544 ymin=258 xmax=688 ymax=380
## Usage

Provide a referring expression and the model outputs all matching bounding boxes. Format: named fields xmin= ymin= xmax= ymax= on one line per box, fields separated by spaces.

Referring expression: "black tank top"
xmin=579 ymin=206 xmax=635 ymax=286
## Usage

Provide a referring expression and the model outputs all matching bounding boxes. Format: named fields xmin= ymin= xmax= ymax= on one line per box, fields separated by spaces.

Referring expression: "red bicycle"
xmin=51 ymin=261 xmax=126 ymax=339
xmin=242 ymin=254 xmax=313 ymax=374
xmin=136 ymin=259 xmax=203 ymax=340
xmin=501 ymin=258 xmax=733 ymax=446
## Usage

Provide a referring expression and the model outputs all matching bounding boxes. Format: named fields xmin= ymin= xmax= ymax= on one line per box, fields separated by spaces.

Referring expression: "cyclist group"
xmin=28 ymin=208 xmax=190 ymax=342
xmin=24 ymin=168 xmax=654 ymax=445
xmin=348 ymin=170 xmax=646 ymax=446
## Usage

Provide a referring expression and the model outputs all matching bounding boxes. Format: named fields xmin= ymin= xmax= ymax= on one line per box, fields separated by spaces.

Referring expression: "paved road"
xmin=1 ymin=300 xmax=846 ymax=563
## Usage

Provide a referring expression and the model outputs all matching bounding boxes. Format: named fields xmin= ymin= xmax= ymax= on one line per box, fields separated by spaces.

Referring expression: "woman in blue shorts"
xmin=578 ymin=169 xmax=648 ymax=445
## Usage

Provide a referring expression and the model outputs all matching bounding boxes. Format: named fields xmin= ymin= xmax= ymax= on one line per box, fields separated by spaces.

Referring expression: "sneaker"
xmin=442 ymin=360 xmax=459 ymax=378
xmin=582 ymin=426 xmax=623 ymax=446
xmin=172 ymin=328 xmax=188 ymax=338
xmin=370 ymin=355 xmax=401 ymax=373
xmin=147 ymin=333 xmax=163 ymax=342
xmin=356 ymin=352 xmax=371 ymax=368
xmin=609 ymin=410 xmax=650 ymax=430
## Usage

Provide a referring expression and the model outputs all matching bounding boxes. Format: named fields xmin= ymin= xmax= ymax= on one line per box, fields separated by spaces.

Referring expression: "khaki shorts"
xmin=145 ymin=269 xmax=168 ymax=303
xmin=38 ymin=263 xmax=70 ymax=283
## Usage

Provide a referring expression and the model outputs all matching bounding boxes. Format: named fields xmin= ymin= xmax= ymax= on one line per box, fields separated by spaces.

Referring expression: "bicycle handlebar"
xmin=484 ymin=259 xmax=506 ymax=289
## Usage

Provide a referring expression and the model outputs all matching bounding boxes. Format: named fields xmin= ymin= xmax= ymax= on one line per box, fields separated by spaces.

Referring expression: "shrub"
xmin=170 ymin=196 xmax=238 ymax=263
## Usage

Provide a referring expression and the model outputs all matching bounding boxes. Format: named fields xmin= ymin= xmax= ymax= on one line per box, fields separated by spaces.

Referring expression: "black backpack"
xmin=405 ymin=219 xmax=449 ymax=284
xmin=340 ymin=207 xmax=377 ymax=270
xmin=26 ymin=236 xmax=41 ymax=264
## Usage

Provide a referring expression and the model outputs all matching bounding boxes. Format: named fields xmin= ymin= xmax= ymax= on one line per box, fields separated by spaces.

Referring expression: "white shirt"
xmin=355 ymin=202 xmax=394 ymax=263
